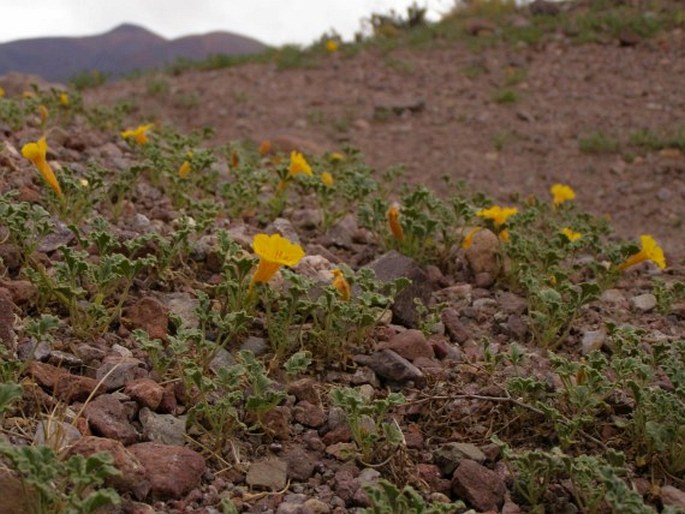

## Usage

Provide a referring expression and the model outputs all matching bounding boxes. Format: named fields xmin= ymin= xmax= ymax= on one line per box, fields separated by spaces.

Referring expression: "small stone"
xmin=247 ymin=457 xmax=288 ymax=491
xmin=303 ymin=498 xmax=330 ymax=513
xmin=465 ymin=229 xmax=501 ymax=278
xmin=581 ymin=330 xmax=606 ymax=355
xmin=66 ymin=436 xmax=150 ymax=500
xmin=124 ymin=378 xmax=165 ymax=410
xmin=54 ymin=373 xmax=103 ymax=402
xmin=84 ymin=394 xmax=139 ymax=445
xmin=287 ymin=378 xmax=321 ymax=405
xmin=325 ymin=442 xmax=357 ymax=461
xmin=33 ymin=419 xmax=81 ymax=451
xmin=123 ymin=297 xmax=169 ymax=340
xmin=661 ymin=485 xmax=685 ymax=511
xmin=96 ymin=356 xmax=147 ymax=390
xmin=0 ymin=279 xmax=37 ymax=304
xmin=496 ymin=291 xmax=527 ymax=315
xmin=47 ymin=350 xmax=82 ymax=368
xmin=284 ymin=447 xmax=318 ymax=481
xmin=451 ymin=460 xmax=506 ymax=512
xmin=630 ymin=293 xmax=657 ymax=312
xmin=441 ymin=308 xmax=469 ymax=343
xmin=128 ymin=442 xmax=206 ymax=500
xmin=366 ymin=251 xmax=433 ymax=328
xmin=293 ymin=400 xmax=327 ymax=428
xmin=417 ymin=464 xmax=451 ymax=495
xmin=162 ymin=292 xmax=199 ymax=329
xmin=139 ymin=407 xmax=186 ymax=446
xmin=430 ymin=338 xmax=462 ymax=361
xmin=381 ymin=329 xmax=434 ymax=361
xmin=435 ymin=442 xmax=486 ymax=475
xmin=261 ymin=406 xmax=291 ymax=440
xmin=240 ymin=336 xmax=269 ymax=356
xmin=601 ymin=289 xmax=628 ymax=307
xmin=354 ymin=349 xmax=424 ymax=385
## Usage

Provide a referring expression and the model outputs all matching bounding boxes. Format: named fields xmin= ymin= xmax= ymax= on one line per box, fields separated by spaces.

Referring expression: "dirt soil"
xmin=89 ymin=28 xmax=685 ymax=262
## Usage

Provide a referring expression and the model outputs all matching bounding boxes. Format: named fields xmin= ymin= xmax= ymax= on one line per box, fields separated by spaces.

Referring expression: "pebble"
xmin=630 ymin=293 xmax=657 ymax=312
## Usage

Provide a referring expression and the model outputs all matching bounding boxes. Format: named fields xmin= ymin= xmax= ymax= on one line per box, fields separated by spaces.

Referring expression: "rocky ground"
xmin=1 ymin=2 xmax=685 ymax=514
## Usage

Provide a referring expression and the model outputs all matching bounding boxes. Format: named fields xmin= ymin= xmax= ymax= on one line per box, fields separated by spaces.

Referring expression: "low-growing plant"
xmin=362 ymin=478 xmax=464 ymax=514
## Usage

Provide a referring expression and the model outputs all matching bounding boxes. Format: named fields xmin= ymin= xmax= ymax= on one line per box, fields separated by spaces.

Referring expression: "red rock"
xmin=381 ymin=329 xmax=434 ymax=362
xmin=124 ymin=378 xmax=164 ymax=410
xmin=0 ymin=279 xmax=37 ymax=304
xmin=441 ymin=309 xmax=469 ymax=344
xmin=287 ymin=378 xmax=321 ymax=405
xmin=293 ymin=400 xmax=327 ymax=428
xmin=128 ymin=442 xmax=206 ymax=500
xmin=451 ymin=460 xmax=506 ymax=512
xmin=84 ymin=394 xmax=139 ymax=445
xmin=158 ymin=383 xmax=178 ymax=414
xmin=66 ymin=436 xmax=150 ymax=500
xmin=417 ymin=464 xmax=451 ymax=496
xmin=123 ymin=297 xmax=169 ymax=340
xmin=260 ymin=406 xmax=291 ymax=440
xmin=54 ymin=374 xmax=104 ymax=402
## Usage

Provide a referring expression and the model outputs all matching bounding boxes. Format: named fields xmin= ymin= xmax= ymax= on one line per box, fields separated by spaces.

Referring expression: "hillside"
xmin=0 ymin=23 xmax=267 ymax=82
xmin=1 ymin=1 xmax=685 ymax=513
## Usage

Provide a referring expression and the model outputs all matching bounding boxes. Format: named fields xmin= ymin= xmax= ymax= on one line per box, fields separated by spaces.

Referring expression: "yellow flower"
xmin=462 ymin=227 xmax=481 ymax=250
xmin=178 ymin=160 xmax=191 ymax=178
xmin=387 ymin=204 xmax=404 ymax=241
xmin=79 ymin=178 xmax=89 ymax=188
xmin=258 ymin=140 xmax=272 ymax=155
xmin=22 ymin=91 xmax=35 ymax=99
xmin=551 ymin=183 xmax=576 ymax=206
xmin=38 ymin=105 xmax=49 ymax=124
xmin=561 ymin=227 xmax=582 ymax=242
xmin=0 ymin=86 xmax=5 ymax=97
xmin=288 ymin=151 xmax=312 ymax=177
xmin=499 ymin=229 xmax=510 ymax=242
xmin=21 ymin=137 xmax=63 ymax=198
xmin=618 ymin=235 xmax=666 ymax=271
xmin=121 ymin=123 xmax=154 ymax=145
xmin=250 ymin=233 xmax=305 ymax=287
xmin=321 ymin=171 xmax=334 ymax=187
xmin=331 ymin=268 xmax=350 ymax=301
xmin=325 ymin=39 xmax=339 ymax=52
xmin=476 ymin=205 xmax=518 ymax=227
xmin=329 ymin=152 xmax=345 ymax=162
xmin=59 ymin=92 xmax=70 ymax=106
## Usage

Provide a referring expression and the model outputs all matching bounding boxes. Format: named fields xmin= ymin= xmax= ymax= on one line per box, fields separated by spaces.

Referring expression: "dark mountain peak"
xmin=106 ymin=23 xmax=162 ymax=38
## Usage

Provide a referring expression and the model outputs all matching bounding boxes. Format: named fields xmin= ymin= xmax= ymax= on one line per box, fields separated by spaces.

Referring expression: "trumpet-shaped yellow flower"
xmin=551 ymin=183 xmax=576 ymax=206
xmin=258 ymin=140 xmax=272 ymax=155
xmin=476 ymin=205 xmax=518 ymax=227
xmin=321 ymin=171 xmax=334 ymax=187
xmin=325 ymin=39 xmax=339 ymax=52
xmin=618 ymin=235 xmax=666 ymax=271
xmin=0 ymin=86 xmax=5 ymax=97
xmin=561 ymin=227 xmax=582 ymax=242
xmin=250 ymin=233 xmax=305 ymax=287
xmin=59 ymin=93 xmax=70 ymax=106
xmin=331 ymin=268 xmax=350 ymax=301
xmin=178 ymin=160 xmax=191 ymax=178
xmin=288 ymin=151 xmax=312 ymax=177
xmin=121 ymin=123 xmax=154 ymax=145
xmin=38 ymin=105 xmax=49 ymax=124
xmin=462 ymin=227 xmax=481 ymax=250
xmin=499 ymin=229 xmax=510 ymax=242
xmin=387 ymin=204 xmax=404 ymax=241
xmin=21 ymin=137 xmax=63 ymax=198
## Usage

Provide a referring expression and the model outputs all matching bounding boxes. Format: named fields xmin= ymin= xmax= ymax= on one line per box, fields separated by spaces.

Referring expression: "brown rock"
xmin=465 ymin=229 xmax=501 ymax=278
xmin=366 ymin=251 xmax=433 ymax=328
xmin=128 ymin=442 xmax=206 ymax=499
xmin=441 ymin=309 xmax=469 ymax=344
xmin=287 ymin=378 xmax=322 ymax=405
xmin=451 ymin=460 xmax=506 ymax=512
xmin=54 ymin=374 xmax=103 ymax=402
xmin=661 ymin=485 xmax=685 ymax=511
xmin=0 ymin=288 xmax=17 ymax=351
xmin=84 ymin=394 xmax=139 ymax=445
xmin=293 ymin=400 xmax=327 ymax=428
xmin=158 ymin=383 xmax=178 ymax=414
xmin=246 ymin=457 xmax=288 ymax=491
xmin=66 ymin=436 xmax=150 ymax=500
xmin=123 ymin=297 xmax=169 ymax=340
xmin=354 ymin=349 xmax=424 ymax=386
xmin=417 ymin=464 xmax=451 ymax=495
xmin=284 ymin=447 xmax=318 ymax=481
xmin=260 ymin=405 xmax=291 ymax=440
xmin=0 ymin=279 xmax=37 ymax=304
xmin=124 ymin=378 xmax=164 ymax=410
xmin=381 ymin=329 xmax=434 ymax=362
xmin=96 ymin=356 xmax=147 ymax=390
xmin=430 ymin=337 xmax=462 ymax=361
xmin=0 ymin=469 xmax=34 ymax=514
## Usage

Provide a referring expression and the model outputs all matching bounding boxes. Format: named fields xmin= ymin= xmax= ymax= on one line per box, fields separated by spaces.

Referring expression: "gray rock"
xmin=271 ymin=218 xmax=300 ymax=244
xmin=441 ymin=308 xmax=469 ymax=343
xmin=465 ymin=229 xmax=501 ymax=279
xmin=96 ymin=356 xmax=147 ymax=390
xmin=354 ymin=349 xmax=424 ymax=385
xmin=451 ymin=459 xmax=506 ymax=512
xmin=163 ymin=292 xmax=199 ymax=329
xmin=240 ymin=336 xmax=269 ymax=356
xmin=601 ymin=289 xmax=627 ymax=307
xmin=293 ymin=401 xmax=327 ymax=428
xmin=434 ymin=442 xmax=486 ymax=475
xmin=631 ymin=293 xmax=657 ymax=313
xmin=139 ymin=407 xmax=186 ymax=446
xmin=47 ymin=350 xmax=82 ymax=368
xmin=497 ymin=291 xmax=527 ymax=315
xmin=366 ymin=251 xmax=433 ymax=328
xmin=581 ymin=330 xmax=606 ymax=355
xmin=247 ymin=457 xmax=288 ymax=491
xmin=33 ymin=419 xmax=81 ymax=451
xmin=285 ymin=447 xmax=318 ymax=481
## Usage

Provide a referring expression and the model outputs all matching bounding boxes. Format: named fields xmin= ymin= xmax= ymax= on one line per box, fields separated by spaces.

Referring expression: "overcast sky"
xmin=0 ymin=1 xmax=454 ymax=47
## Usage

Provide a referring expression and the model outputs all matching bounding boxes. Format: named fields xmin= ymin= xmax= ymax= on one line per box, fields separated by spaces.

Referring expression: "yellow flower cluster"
xmin=121 ymin=123 xmax=154 ymax=145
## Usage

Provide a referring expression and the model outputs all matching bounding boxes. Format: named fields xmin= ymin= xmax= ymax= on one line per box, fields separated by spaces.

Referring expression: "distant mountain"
xmin=0 ymin=23 xmax=268 ymax=82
